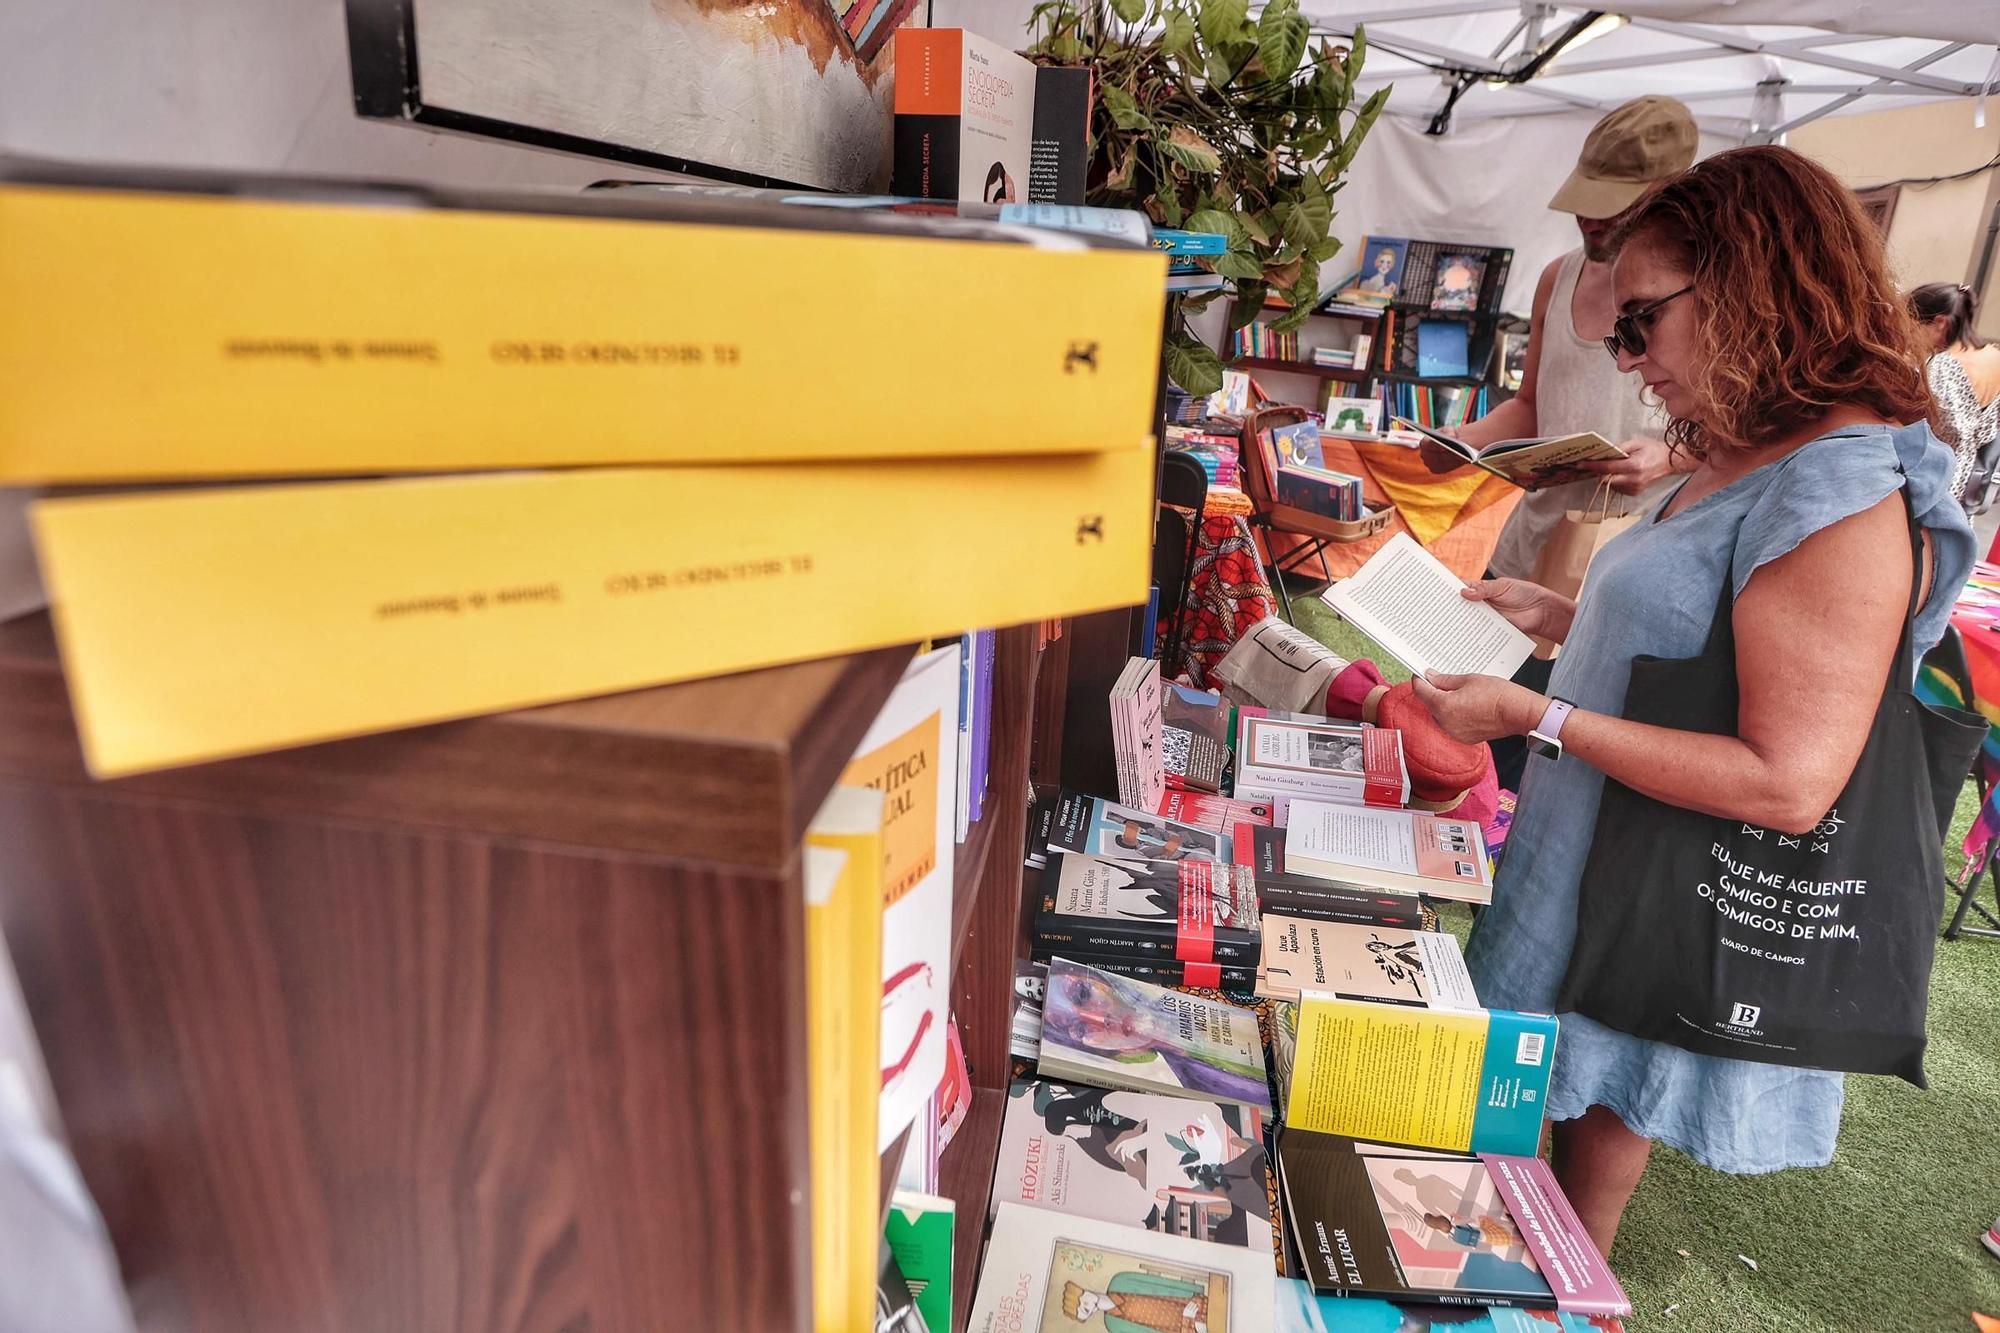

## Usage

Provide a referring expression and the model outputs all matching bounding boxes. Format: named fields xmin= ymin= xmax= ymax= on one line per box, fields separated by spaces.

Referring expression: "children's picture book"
xmin=1207 ymin=368 xmax=1254 ymax=419
xmin=1275 ymin=1277 xmax=1629 ymax=1333
xmin=1322 ymin=396 xmax=1384 ymax=438
xmin=1393 ymin=417 xmax=1627 ymax=491
xmin=1281 ymin=799 xmax=1493 ymax=906
xmin=1285 ymin=994 xmax=1556 ymax=1157
xmin=841 ymin=643 xmax=961 ymax=1150
xmin=1037 ymin=958 xmax=1272 ymax=1113
xmin=1428 ymin=253 xmax=1486 ymax=312
xmin=1272 ymin=419 xmax=1328 ymax=469
xmin=1043 ymin=789 xmax=1232 ymax=867
xmin=1233 ymin=713 xmax=1410 ymax=810
xmin=1233 ymin=823 xmax=1425 ymax=930
xmin=1337 ymin=236 xmax=1410 ymax=305
xmin=994 ymin=1079 xmax=1275 ymax=1252
xmin=1415 ymin=320 xmax=1471 ymax=377
xmin=969 ymin=1202 xmax=1277 ymax=1332
xmin=1256 ymin=915 xmax=1478 ymax=1008
xmin=1035 ymin=853 xmax=1262 ymax=967
xmin=1278 ymin=1130 xmax=1630 ymax=1316
xmin=1319 ymin=533 xmax=1535 ymax=681
xmin=885 ymin=1191 xmax=956 ymax=1333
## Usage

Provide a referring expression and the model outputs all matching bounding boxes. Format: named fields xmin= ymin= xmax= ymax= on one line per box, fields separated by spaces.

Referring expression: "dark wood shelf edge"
xmin=950 ymin=809 xmax=1002 ymax=977
xmin=939 ymin=1086 xmax=1007 ymax=1333
xmin=1229 ymin=356 xmax=1371 ymax=382
xmin=879 ymin=1123 xmax=914 ymax=1227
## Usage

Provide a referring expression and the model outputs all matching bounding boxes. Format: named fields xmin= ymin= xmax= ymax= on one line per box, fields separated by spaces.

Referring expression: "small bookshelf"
xmin=1231 ymin=355 xmax=1373 ymax=383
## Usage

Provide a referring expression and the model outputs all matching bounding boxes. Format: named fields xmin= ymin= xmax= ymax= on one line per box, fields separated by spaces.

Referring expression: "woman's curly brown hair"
xmin=1609 ymin=145 xmax=1930 ymax=461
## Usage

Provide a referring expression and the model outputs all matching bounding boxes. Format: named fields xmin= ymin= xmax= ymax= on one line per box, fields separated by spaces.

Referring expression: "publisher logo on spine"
xmin=1728 ymin=1002 xmax=1761 ymax=1029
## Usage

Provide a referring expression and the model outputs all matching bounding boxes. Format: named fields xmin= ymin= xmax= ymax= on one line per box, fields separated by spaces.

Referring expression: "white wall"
xmin=0 ymin=0 xmax=682 ymax=186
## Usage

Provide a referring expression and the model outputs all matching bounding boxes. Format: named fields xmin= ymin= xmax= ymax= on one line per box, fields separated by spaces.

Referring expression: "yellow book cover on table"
xmin=31 ymin=449 xmax=1152 ymax=777
xmin=0 ymin=173 xmax=1165 ymax=481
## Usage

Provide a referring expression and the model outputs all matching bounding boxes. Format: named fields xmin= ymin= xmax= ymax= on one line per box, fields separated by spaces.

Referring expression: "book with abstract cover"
xmin=1037 ymin=958 xmax=1271 ymax=1114
xmin=1035 ymin=853 xmax=1262 ymax=967
xmin=1029 ymin=950 xmax=1259 ymax=995
xmin=1274 ymin=1278 xmax=1628 ymax=1333
xmin=1428 ymin=253 xmax=1486 ymax=312
xmin=1043 ymin=789 xmax=1233 ymax=867
xmin=968 ymin=1202 xmax=1276 ymax=1332
xmin=842 ymin=643 xmax=961 ymax=1150
xmin=1162 ymin=682 xmax=1231 ymax=795
xmin=1278 ymin=1130 xmax=1629 ymax=1316
xmin=1255 ymin=915 xmax=1477 ymax=1008
xmin=993 ymin=1079 xmax=1274 ymax=1253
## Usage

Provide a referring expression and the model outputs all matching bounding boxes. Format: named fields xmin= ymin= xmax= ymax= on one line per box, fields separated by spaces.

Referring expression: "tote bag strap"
xmin=1889 ymin=477 xmax=1926 ymax=691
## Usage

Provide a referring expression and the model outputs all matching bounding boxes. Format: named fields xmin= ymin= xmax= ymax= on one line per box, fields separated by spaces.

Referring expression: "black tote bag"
xmin=1555 ymin=493 xmax=1983 ymax=1086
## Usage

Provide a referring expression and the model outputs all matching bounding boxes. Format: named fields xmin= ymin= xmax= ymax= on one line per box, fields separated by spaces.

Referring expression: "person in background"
xmin=1420 ymin=96 xmax=1700 ymax=790
xmin=1413 ymin=146 xmax=1972 ymax=1255
xmin=1910 ymin=282 xmax=2000 ymax=508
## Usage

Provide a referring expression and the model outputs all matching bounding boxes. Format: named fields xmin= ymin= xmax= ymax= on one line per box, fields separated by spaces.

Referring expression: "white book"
xmin=1319 ymin=532 xmax=1533 ymax=680
xmin=1282 ymin=798 xmax=1492 ymax=906
xmin=842 ymin=643 xmax=961 ymax=1150
xmin=968 ymin=1202 xmax=1276 ymax=1333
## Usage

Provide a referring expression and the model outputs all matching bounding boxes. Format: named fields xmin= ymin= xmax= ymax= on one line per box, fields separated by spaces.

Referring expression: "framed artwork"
xmin=346 ymin=0 xmax=926 ymax=190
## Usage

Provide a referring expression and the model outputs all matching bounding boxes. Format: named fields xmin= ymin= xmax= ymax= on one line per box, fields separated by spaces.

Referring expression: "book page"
xmin=1286 ymin=802 xmax=1418 ymax=877
xmin=1320 ymin=533 xmax=1533 ymax=679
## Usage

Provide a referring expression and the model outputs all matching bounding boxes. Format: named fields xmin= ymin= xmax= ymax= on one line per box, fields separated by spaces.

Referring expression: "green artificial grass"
xmin=1287 ymin=593 xmax=2000 ymax=1332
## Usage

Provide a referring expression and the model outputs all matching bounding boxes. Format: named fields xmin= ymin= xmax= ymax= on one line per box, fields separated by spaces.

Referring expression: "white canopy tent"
xmin=1304 ymin=1 xmax=2000 ymax=142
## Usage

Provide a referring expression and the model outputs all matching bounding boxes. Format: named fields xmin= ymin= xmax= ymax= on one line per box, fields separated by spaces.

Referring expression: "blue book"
xmin=1270 ymin=419 xmax=1327 ymax=470
xmin=1152 ymin=227 xmax=1230 ymax=256
xmin=1141 ymin=585 xmax=1160 ymax=658
xmin=1416 ymin=319 xmax=1471 ymax=378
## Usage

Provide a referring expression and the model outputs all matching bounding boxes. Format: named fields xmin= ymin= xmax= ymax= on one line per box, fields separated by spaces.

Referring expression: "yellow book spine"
xmin=31 ymin=448 xmax=1152 ymax=776
xmin=0 ymin=183 xmax=1165 ymax=481
xmin=1285 ymin=996 xmax=1486 ymax=1153
xmin=801 ymin=845 xmax=856 ymax=1333
xmin=806 ymin=799 xmax=886 ymax=1333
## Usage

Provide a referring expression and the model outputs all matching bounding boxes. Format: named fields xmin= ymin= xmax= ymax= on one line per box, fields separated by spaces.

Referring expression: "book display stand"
xmin=0 ymin=609 xmax=1103 ymax=1331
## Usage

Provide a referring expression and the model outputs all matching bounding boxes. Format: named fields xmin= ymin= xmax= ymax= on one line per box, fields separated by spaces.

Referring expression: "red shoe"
xmin=1984 ymin=1218 xmax=2000 ymax=1260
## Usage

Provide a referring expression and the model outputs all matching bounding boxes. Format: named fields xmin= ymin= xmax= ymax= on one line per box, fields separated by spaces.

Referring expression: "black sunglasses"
xmin=1603 ymin=285 xmax=1693 ymax=358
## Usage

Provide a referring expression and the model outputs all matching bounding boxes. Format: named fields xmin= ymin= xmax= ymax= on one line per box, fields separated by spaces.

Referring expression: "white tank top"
xmin=1485 ymin=248 xmax=1674 ymax=581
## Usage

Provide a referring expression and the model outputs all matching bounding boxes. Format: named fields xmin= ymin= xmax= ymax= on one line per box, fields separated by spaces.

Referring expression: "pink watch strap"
xmin=1534 ymin=697 xmax=1574 ymax=740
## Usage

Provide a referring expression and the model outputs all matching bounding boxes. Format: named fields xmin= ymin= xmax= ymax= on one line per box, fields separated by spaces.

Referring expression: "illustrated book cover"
xmin=968 ymin=1201 xmax=1276 ymax=1332
xmin=1256 ymin=915 xmax=1477 ymax=1008
xmin=1278 ymin=1130 xmax=1629 ymax=1315
xmin=994 ymin=1078 xmax=1274 ymax=1253
xmin=893 ymin=29 xmax=1036 ymax=205
xmin=1392 ymin=419 xmax=1627 ymax=492
xmin=842 ymin=643 xmax=961 ymax=1151
xmin=1043 ymin=790 xmax=1233 ymax=868
xmin=1037 ymin=958 xmax=1272 ymax=1114
xmin=1035 ymin=853 xmax=1262 ymax=969
xmin=1233 ymin=713 xmax=1410 ymax=811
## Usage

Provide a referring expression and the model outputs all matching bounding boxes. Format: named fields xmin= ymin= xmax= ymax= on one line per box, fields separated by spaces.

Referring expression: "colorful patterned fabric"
xmin=1932 ymin=561 xmax=2000 ymax=872
xmin=1171 ymin=511 xmax=1278 ymax=688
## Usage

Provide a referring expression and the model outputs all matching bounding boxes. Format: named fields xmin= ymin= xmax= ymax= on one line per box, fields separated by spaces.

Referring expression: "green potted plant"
xmin=1028 ymin=0 xmax=1387 ymax=393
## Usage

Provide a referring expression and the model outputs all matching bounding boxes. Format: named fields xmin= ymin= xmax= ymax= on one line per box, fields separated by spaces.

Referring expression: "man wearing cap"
xmin=1421 ymin=95 xmax=1699 ymax=789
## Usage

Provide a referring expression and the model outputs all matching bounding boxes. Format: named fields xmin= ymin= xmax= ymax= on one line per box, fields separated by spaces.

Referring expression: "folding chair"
xmin=1154 ymin=451 xmax=1208 ymax=675
xmin=1237 ymin=404 xmax=1388 ymax=621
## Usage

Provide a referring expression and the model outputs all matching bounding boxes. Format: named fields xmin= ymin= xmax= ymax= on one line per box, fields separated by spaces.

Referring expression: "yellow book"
xmin=805 ymin=786 xmax=887 ymax=1333
xmin=30 ymin=448 xmax=1152 ymax=777
xmin=1284 ymin=993 xmax=1555 ymax=1157
xmin=0 ymin=172 xmax=1165 ymax=481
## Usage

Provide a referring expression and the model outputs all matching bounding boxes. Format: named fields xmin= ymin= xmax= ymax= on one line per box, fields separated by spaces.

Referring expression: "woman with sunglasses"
xmin=1412 ymin=146 xmax=1973 ymax=1253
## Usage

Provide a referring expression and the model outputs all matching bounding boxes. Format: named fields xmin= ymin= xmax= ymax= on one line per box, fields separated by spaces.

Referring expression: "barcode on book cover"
xmin=1516 ymin=1032 xmax=1546 ymax=1067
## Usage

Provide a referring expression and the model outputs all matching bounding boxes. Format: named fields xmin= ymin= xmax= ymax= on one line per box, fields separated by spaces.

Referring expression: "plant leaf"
xmin=1257 ymin=0 xmax=1309 ymax=82
xmin=1161 ymin=125 xmax=1221 ymax=174
xmin=1180 ymin=288 xmax=1223 ymax=314
xmin=1334 ymin=86 xmax=1390 ymax=173
xmin=1236 ymin=209 xmax=1272 ymax=245
xmin=1263 ymin=256 xmax=1303 ymax=291
xmin=1213 ymin=249 xmax=1264 ymax=280
xmin=1158 ymin=190 xmax=1185 ymax=227
xmin=1102 ymin=84 xmax=1153 ymax=132
xmin=1345 ymin=23 xmax=1368 ymax=99
xmin=1165 ymin=333 xmax=1225 ymax=396
xmin=1198 ymin=0 xmax=1249 ymax=55
xmin=1228 ymin=282 xmax=1269 ymax=327
xmin=1268 ymin=300 xmax=1311 ymax=334
xmin=1307 ymin=234 xmax=1344 ymax=263
xmin=1282 ymin=180 xmax=1332 ymax=250
xmin=1161 ymin=12 xmax=1197 ymax=59
xmin=1110 ymin=0 xmax=1146 ymax=22
xmin=1185 ymin=207 xmax=1235 ymax=238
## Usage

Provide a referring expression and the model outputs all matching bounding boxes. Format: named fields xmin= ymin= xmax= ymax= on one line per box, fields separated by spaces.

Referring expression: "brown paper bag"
xmin=1527 ymin=483 xmax=1640 ymax=659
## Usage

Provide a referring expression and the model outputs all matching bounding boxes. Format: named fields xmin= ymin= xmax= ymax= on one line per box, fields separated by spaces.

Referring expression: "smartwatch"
xmin=1526 ymin=697 xmax=1575 ymax=762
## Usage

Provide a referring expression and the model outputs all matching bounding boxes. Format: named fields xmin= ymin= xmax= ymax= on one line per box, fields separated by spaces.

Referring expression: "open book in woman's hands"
xmin=1397 ymin=416 xmax=1624 ymax=491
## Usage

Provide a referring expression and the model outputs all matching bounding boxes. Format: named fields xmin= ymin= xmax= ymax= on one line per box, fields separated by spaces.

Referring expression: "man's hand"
xmin=1419 ymin=439 xmax=1473 ymax=476
xmin=1410 ymin=672 xmax=1545 ymax=744
xmin=1575 ymin=437 xmax=1679 ymax=496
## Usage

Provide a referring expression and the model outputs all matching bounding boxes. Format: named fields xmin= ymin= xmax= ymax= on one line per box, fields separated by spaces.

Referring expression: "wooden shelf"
xmin=1231 ymin=355 xmax=1371 ymax=382
xmin=940 ymin=1086 xmax=1007 ymax=1332
xmin=951 ymin=806 xmax=1004 ymax=976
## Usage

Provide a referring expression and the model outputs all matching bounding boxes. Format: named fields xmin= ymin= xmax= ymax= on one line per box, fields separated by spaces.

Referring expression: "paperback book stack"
xmin=1109 ymin=655 xmax=1166 ymax=810
xmin=1264 ymin=419 xmax=1368 ymax=522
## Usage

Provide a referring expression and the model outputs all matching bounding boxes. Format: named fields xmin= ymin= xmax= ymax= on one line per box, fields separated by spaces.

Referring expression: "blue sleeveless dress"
xmin=1464 ymin=421 xmax=1974 ymax=1173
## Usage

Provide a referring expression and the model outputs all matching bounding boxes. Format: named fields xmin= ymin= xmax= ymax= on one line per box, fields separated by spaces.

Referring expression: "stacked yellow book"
xmin=0 ymin=163 xmax=1167 ymax=778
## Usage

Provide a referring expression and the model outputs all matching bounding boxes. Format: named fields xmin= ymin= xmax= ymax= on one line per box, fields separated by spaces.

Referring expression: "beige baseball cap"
xmin=1548 ymin=96 xmax=1698 ymax=219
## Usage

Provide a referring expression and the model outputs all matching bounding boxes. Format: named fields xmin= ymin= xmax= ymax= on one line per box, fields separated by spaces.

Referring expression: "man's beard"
xmin=1581 ymin=232 xmax=1614 ymax=263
